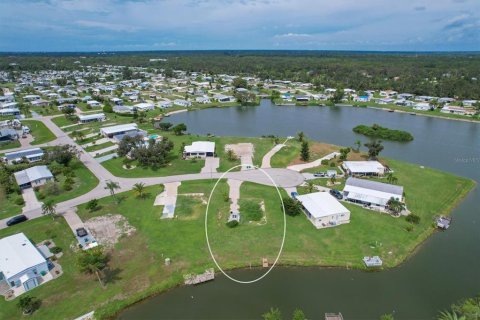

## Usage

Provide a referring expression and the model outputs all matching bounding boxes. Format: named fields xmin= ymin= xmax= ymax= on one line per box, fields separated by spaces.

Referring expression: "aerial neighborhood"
xmin=0 ymin=58 xmax=476 ymax=319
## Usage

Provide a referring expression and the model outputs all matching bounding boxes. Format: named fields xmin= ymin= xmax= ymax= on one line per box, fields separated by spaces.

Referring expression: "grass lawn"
xmin=51 ymin=115 xmax=76 ymax=127
xmin=35 ymin=161 xmax=99 ymax=205
xmin=0 ymin=188 xmax=24 ymax=219
xmin=0 ymin=140 xmax=21 ymax=150
xmin=100 ymin=132 xmax=278 ymax=177
xmin=84 ymin=141 xmax=115 ymax=152
xmin=271 ymin=139 xmax=339 ymax=167
xmin=22 ymin=120 xmax=56 ymax=145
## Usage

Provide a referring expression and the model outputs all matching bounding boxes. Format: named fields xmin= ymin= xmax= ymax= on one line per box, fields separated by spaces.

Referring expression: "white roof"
xmin=0 ymin=233 xmax=46 ymax=280
xmin=78 ymin=113 xmax=105 ymax=121
xmin=343 ymin=161 xmax=385 ymax=174
xmin=184 ymin=141 xmax=215 ymax=153
xmin=134 ymin=102 xmax=154 ymax=109
xmin=343 ymin=178 xmax=403 ymax=207
xmin=100 ymin=123 xmax=138 ymax=135
xmin=14 ymin=165 xmax=53 ymax=185
xmin=296 ymin=192 xmax=350 ymax=218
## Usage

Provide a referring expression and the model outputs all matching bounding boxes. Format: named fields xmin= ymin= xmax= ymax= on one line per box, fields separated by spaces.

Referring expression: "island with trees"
xmin=353 ymin=124 xmax=414 ymax=142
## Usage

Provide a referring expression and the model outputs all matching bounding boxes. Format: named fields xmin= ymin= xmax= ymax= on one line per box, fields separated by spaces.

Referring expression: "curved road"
xmin=0 ymin=116 xmax=305 ymax=228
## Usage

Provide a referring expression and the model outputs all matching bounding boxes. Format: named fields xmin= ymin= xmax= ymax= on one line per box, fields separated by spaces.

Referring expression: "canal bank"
xmin=117 ymin=100 xmax=480 ymax=320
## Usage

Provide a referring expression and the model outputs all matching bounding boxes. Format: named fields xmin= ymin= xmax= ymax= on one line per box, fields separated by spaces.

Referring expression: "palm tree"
xmin=77 ymin=130 xmax=86 ymax=142
xmin=133 ymin=182 xmax=146 ymax=198
xmin=354 ymin=139 xmax=362 ymax=152
xmin=306 ymin=181 xmax=315 ymax=193
xmin=105 ymin=180 xmax=120 ymax=203
xmin=77 ymin=247 xmax=108 ymax=288
xmin=386 ymin=173 xmax=398 ymax=184
xmin=438 ymin=311 xmax=465 ymax=320
xmin=330 ymin=175 xmax=337 ymax=185
xmin=41 ymin=199 xmax=57 ymax=220
xmin=387 ymin=197 xmax=405 ymax=216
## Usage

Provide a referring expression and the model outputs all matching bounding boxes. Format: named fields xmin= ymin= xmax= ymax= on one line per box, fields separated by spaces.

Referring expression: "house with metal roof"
xmin=14 ymin=165 xmax=53 ymax=189
xmin=100 ymin=123 xmax=139 ymax=138
xmin=183 ymin=141 xmax=215 ymax=159
xmin=0 ymin=128 xmax=18 ymax=142
xmin=0 ymin=233 xmax=49 ymax=294
xmin=4 ymin=147 xmax=44 ymax=164
xmin=78 ymin=113 xmax=106 ymax=123
xmin=296 ymin=192 xmax=350 ymax=229
xmin=343 ymin=177 xmax=403 ymax=208
xmin=342 ymin=161 xmax=386 ymax=177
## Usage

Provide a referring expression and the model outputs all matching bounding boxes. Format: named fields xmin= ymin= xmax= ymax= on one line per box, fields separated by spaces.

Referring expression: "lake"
xmin=119 ymin=100 xmax=480 ymax=319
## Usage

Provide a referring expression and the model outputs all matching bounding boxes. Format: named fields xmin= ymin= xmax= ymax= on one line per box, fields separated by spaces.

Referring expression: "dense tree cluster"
xmin=1 ymin=51 xmax=479 ymax=99
xmin=118 ymin=135 xmax=174 ymax=167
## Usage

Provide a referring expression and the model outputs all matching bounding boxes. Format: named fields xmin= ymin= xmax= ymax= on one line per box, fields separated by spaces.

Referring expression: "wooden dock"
xmin=184 ymin=268 xmax=215 ymax=285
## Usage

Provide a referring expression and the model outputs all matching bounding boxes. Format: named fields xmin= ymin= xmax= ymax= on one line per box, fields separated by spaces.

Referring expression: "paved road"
xmin=0 ymin=116 xmax=305 ymax=229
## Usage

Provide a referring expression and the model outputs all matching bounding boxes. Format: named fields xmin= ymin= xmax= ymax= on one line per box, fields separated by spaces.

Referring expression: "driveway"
xmin=154 ymin=182 xmax=181 ymax=219
xmin=287 ymin=152 xmax=340 ymax=172
xmin=227 ymin=179 xmax=242 ymax=212
xmin=21 ymin=188 xmax=42 ymax=213
xmin=261 ymin=144 xmax=285 ymax=168
xmin=201 ymin=157 xmax=220 ymax=174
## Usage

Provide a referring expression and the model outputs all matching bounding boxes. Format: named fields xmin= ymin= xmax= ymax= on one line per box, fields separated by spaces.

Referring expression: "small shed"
xmin=363 ymin=256 xmax=383 ymax=267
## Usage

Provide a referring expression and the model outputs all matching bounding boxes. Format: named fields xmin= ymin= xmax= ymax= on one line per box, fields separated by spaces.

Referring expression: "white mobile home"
xmin=78 ymin=113 xmax=106 ymax=124
xmin=4 ymin=148 xmax=44 ymax=164
xmin=100 ymin=123 xmax=139 ymax=138
xmin=183 ymin=141 xmax=215 ymax=159
xmin=296 ymin=192 xmax=350 ymax=229
xmin=0 ymin=233 xmax=49 ymax=293
xmin=343 ymin=177 xmax=403 ymax=209
xmin=342 ymin=161 xmax=386 ymax=176
xmin=14 ymin=165 xmax=54 ymax=189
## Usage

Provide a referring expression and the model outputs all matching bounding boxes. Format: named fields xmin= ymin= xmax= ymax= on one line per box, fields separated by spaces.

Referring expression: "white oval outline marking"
xmin=204 ymin=164 xmax=286 ymax=284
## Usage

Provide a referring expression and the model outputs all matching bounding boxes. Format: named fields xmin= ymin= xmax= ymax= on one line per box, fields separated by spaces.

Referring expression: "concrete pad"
xmin=227 ymin=179 xmax=243 ymax=213
xmin=21 ymin=188 xmax=42 ymax=213
xmin=81 ymin=138 xmax=111 ymax=148
xmin=287 ymin=152 xmax=340 ymax=172
xmin=201 ymin=157 xmax=220 ymax=174
xmin=154 ymin=182 xmax=181 ymax=219
xmin=88 ymin=145 xmax=118 ymax=157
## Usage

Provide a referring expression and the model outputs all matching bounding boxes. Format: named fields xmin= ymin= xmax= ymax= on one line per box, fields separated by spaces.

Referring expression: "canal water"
xmin=119 ymin=100 xmax=480 ymax=319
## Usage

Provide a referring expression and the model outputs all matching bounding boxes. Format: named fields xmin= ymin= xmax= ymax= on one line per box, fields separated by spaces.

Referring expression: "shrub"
xmin=37 ymin=192 xmax=46 ymax=200
xmin=240 ymin=200 xmax=263 ymax=221
xmin=33 ymin=186 xmax=40 ymax=192
xmin=330 ymin=162 xmax=336 ymax=167
xmin=406 ymin=214 xmax=421 ymax=224
xmin=283 ymin=197 xmax=302 ymax=216
xmin=226 ymin=220 xmax=239 ymax=228
xmin=51 ymin=246 xmax=62 ymax=254
xmin=15 ymin=197 xmax=25 ymax=206
xmin=321 ymin=159 xmax=329 ymax=166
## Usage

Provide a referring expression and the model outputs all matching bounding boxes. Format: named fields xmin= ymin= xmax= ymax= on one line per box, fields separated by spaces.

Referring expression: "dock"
xmin=184 ymin=268 xmax=215 ymax=285
xmin=436 ymin=216 xmax=451 ymax=230
xmin=363 ymin=256 xmax=383 ymax=267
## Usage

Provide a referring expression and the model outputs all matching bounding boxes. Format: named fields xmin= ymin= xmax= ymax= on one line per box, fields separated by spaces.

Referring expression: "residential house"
xmin=195 ymin=96 xmax=211 ymax=104
xmin=0 ymin=233 xmax=50 ymax=293
xmin=296 ymin=192 xmax=351 ymax=229
xmin=342 ymin=161 xmax=386 ymax=176
xmin=4 ymin=148 xmax=44 ymax=164
xmin=31 ymin=99 xmax=49 ymax=107
xmin=441 ymin=105 xmax=476 ymax=116
xmin=14 ymin=165 xmax=54 ymax=189
xmin=86 ymin=100 xmax=102 ymax=108
xmin=183 ymin=141 xmax=215 ymax=159
xmin=0 ymin=128 xmax=18 ymax=142
xmin=0 ymin=108 xmax=20 ymax=116
xmin=78 ymin=113 xmax=106 ymax=124
xmin=343 ymin=177 xmax=404 ymax=209
xmin=173 ymin=99 xmax=192 ymax=108
xmin=134 ymin=102 xmax=155 ymax=111
xmin=100 ymin=123 xmax=145 ymax=140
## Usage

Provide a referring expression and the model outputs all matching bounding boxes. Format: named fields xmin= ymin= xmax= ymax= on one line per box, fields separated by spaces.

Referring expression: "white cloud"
xmin=75 ymin=20 xmax=141 ymax=32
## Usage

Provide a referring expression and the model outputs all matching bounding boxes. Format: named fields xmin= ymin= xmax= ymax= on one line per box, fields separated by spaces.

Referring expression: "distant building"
xmin=173 ymin=99 xmax=192 ymax=108
xmin=78 ymin=113 xmax=106 ymax=124
xmin=4 ymin=148 xmax=44 ymax=164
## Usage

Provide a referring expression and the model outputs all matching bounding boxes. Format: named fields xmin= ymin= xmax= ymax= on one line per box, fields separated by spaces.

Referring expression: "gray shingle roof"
xmin=345 ymin=177 xmax=403 ymax=196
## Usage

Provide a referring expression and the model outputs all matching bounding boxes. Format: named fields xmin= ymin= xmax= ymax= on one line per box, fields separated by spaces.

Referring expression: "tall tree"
xmin=297 ymin=131 xmax=305 ymax=142
xmin=364 ymin=140 xmax=384 ymax=159
xmin=77 ymin=247 xmax=109 ymax=287
xmin=300 ymin=141 xmax=310 ymax=161
xmin=262 ymin=307 xmax=282 ymax=320
xmin=105 ymin=180 xmax=120 ymax=203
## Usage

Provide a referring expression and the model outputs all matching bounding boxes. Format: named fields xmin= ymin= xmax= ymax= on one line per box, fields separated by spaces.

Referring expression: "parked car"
xmin=313 ymin=172 xmax=326 ymax=177
xmin=329 ymin=189 xmax=343 ymax=200
xmin=291 ymin=191 xmax=299 ymax=199
xmin=6 ymin=215 xmax=28 ymax=226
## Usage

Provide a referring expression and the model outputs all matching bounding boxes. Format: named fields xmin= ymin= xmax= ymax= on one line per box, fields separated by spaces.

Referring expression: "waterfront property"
xmin=343 ymin=177 xmax=403 ymax=209
xmin=3 ymin=147 xmax=44 ymax=164
xmin=0 ymin=233 xmax=50 ymax=296
xmin=13 ymin=165 xmax=54 ymax=189
xmin=342 ymin=161 xmax=386 ymax=177
xmin=296 ymin=192 xmax=351 ymax=229
xmin=183 ymin=141 xmax=215 ymax=159
xmin=78 ymin=113 xmax=106 ymax=124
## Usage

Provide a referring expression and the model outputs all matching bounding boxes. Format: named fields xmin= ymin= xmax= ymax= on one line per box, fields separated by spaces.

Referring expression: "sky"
xmin=0 ymin=0 xmax=479 ymax=52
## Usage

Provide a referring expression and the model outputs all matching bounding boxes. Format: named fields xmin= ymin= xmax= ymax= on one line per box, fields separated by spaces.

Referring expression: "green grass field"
xmin=0 ymin=140 xmax=21 ymax=151
xmin=23 ymin=120 xmax=56 ymax=145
